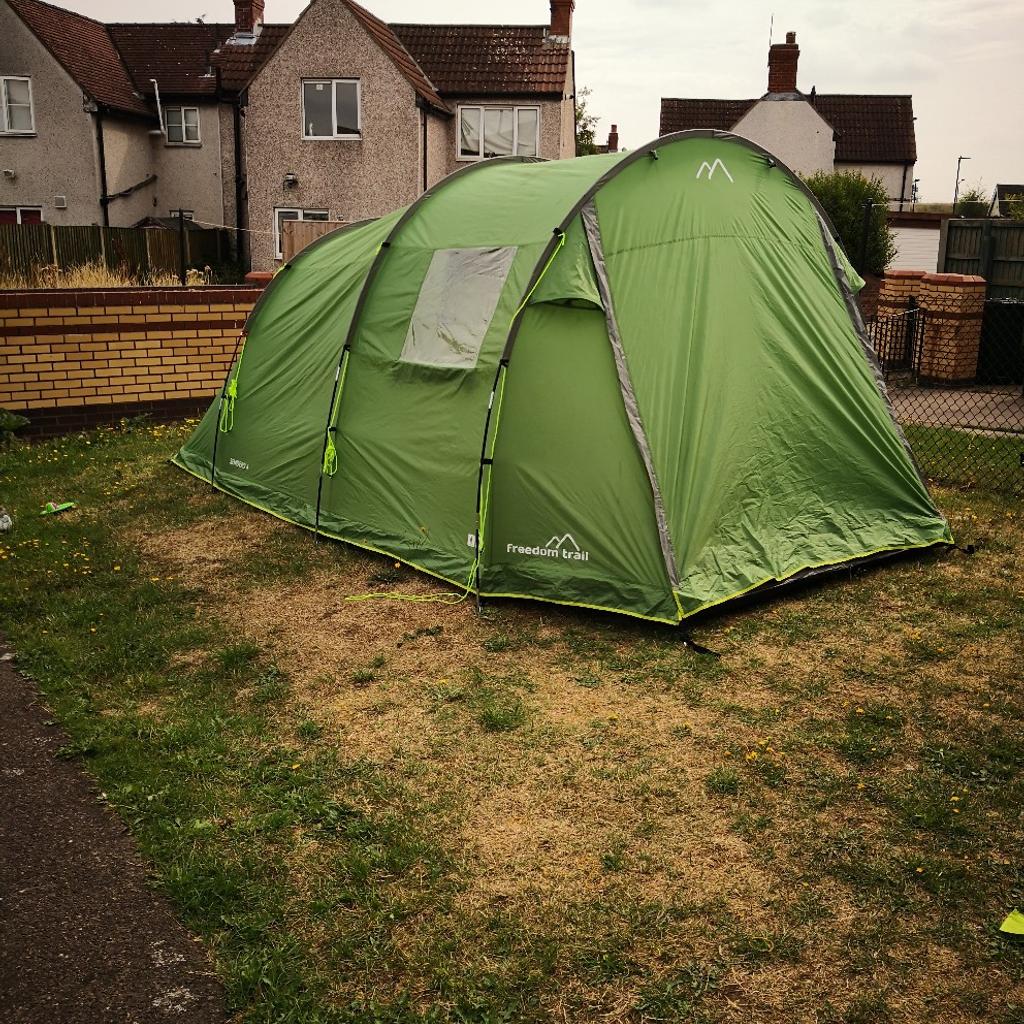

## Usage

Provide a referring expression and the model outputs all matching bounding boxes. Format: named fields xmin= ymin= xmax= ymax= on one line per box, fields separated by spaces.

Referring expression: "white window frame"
xmin=1 ymin=75 xmax=35 ymax=135
xmin=301 ymin=79 xmax=361 ymax=141
xmin=0 ymin=206 xmax=43 ymax=224
xmin=164 ymin=105 xmax=201 ymax=145
xmin=456 ymin=104 xmax=541 ymax=162
xmin=273 ymin=207 xmax=329 ymax=260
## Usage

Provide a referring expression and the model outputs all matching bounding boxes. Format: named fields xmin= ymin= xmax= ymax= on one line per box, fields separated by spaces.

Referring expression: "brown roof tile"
xmin=107 ymin=22 xmax=287 ymax=97
xmin=8 ymin=0 xmax=152 ymax=117
xmin=393 ymin=23 xmax=571 ymax=97
xmin=660 ymin=94 xmax=916 ymax=163
xmin=211 ymin=25 xmax=290 ymax=93
xmin=344 ymin=2 xmax=448 ymax=113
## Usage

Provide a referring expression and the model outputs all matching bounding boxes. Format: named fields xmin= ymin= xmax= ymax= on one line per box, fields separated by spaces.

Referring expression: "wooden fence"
xmin=0 ymin=223 xmax=230 ymax=279
xmin=939 ymin=219 xmax=1024 ymax=299
xmin=281 ymin=220 xmax=349 ymax=263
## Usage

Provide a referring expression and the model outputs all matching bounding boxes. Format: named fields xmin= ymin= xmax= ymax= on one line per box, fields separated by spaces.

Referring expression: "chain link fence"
xmin=869 ymin=298 xmax=1024 ymax=495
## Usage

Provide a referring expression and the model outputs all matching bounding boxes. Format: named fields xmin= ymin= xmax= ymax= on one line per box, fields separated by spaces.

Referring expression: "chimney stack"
xmin=549 ymin=0 xmax=574 ymax=41
xmin=233 ymin=0 xmax=265 ymax=35
xmin=767 ymin=30 xmax=799 ymax=93
xmin=607 ymin=124 xmax=619 ymax=153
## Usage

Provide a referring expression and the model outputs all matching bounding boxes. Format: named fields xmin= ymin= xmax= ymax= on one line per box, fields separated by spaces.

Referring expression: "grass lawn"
xmin=2 ymin=420 xmax=1022 ymax=1023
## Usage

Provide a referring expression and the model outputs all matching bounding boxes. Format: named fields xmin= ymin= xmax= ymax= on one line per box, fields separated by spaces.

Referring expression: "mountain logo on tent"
xmin=506 ymin=533 xmax=589 ymax=562
xmin=696 ymin=159 xmax=734 ymax=183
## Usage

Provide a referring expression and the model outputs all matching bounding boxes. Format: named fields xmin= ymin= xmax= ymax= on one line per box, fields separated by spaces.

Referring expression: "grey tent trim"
xmin=813 ymin=214 xmax=940 ymax=502
xmin=581 ymin=199 xmax=681 ymax=592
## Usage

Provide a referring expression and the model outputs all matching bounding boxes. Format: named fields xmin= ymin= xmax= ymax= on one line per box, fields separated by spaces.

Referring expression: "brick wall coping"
xmin=0 ymin=285 xmax=263 ymax=310
xmin=883 ymin=270 xmax=927 ymax=280
xmin=920 ymin=273 xmax=986 ymax=285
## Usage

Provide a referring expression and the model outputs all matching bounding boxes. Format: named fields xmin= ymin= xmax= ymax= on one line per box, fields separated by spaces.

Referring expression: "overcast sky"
xmin=63 ymin=0 xmax=1023 ymax=202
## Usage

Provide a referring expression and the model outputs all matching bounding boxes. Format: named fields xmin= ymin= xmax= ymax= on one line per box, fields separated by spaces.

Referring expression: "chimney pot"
xmin=767 ymin=29 xmax=800 ymax=93
xmin=233 ymin=0 xmax=264 ymax=35
xmin=549 ymin=0 xmax=574 ymax=40
xmin=607 ymin=124 xmax=619 ymax=153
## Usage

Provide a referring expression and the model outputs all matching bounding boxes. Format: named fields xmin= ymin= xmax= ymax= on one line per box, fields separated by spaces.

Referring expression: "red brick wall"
xmin=1 ymin=286 xmax=262 ymax=434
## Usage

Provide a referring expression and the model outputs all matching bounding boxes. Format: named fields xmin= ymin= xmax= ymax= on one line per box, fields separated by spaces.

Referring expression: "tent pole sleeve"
xmin=581 ymin=199 xmax=682 ymax=598
xmin=205 ymin=217 xmax=375 ymax=486
xmin=312 ymin=154 xmax=544 ymax=531
xmin=209 ymin=328 xmax=247 ymax=487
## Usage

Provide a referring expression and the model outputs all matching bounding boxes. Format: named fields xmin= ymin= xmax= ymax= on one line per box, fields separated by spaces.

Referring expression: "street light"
xmin=953 ymin=155 xmax=971 ymax=207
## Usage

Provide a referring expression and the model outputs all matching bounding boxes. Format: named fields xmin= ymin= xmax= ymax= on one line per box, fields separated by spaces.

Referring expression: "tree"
xmin=575 ymin=87 xmax=599 ymax=156
xmin=804 ymin=170 xmax=896 ymax=277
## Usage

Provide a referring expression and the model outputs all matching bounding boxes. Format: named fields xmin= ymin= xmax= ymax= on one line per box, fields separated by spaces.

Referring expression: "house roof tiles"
xmin=8 ymin=0 xmax=152 ymax=117
xmin=660 ymin=93 xmax=917 ymax=163
xmin=393 ymin=23 xmax=571 ymax=97
xmin=9 ymin=0 xmax=569 ymax=121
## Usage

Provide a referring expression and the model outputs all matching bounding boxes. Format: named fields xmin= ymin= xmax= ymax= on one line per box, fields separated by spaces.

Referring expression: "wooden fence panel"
xmin=146 ymin=229 xmax=179 ymax=273
xmin=0 ymin=223 xmax=53 ymax=276
xmin=942 ymin=219 xmax=1024 ymax=299
xmin=281 ymin=220 xmax=348 ymax=262
xmin=105 ymin=227 xmax=150 ymax=276
xmin=51 ymin=225 xmax=103 ymax=269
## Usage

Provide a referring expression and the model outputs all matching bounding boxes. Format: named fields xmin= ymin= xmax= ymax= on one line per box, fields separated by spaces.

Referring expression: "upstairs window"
xmin=1 ymin=76 xmax=34 ymax=134
xmin=165 ymin=106 xmax=200 ymax=144
xmin=302 ymin=79 xmax=360 ymax=139
xmin=458 ymin=106 xmax=539 ymax=161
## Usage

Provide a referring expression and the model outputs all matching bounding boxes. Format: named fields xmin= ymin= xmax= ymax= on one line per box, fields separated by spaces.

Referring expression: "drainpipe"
xmin=233 ymin=93 xmax=248 ymax=272
xmin=421 ymin=106 xmax=428 ymax=193
xmin=93 ymin=105 xmax=110 ymax=227
xmin=898 ymin=162 xmax=909 ymax=213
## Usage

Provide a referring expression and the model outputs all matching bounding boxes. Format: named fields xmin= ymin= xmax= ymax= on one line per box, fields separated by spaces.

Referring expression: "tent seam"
xmin=580 ymin=198 xmax=682 ymax=610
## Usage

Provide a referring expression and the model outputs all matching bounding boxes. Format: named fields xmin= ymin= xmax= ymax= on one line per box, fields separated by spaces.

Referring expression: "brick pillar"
xmin=916 ymin=273 xmax=986 ymax=384
xmin=877 ymin=269 xmax=925 ymax=317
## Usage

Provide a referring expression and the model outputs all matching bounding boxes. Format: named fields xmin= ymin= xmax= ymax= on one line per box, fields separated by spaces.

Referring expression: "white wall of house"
xmin=0 ymin=2 xmax=102 ymax=224
xmin=732 ymin=97 xmax=835 ymax=176
xmin=890 ymin=224 xmax=940 ymax=272
xmin=836 ymin=161 xmax=914 ymax=208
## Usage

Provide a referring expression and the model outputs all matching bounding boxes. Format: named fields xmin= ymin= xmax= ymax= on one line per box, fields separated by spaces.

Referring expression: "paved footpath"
xmin=0 ymin=648 xmax=224 ymax=1024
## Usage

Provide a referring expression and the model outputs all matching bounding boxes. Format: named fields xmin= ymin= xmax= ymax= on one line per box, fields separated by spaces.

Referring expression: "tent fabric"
xmin=174 ymin=131 xmax=952 ymax=625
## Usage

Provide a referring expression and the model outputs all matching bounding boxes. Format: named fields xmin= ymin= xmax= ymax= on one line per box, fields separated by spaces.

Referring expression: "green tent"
xmin=174 ymin=131 xmax=952 ymax=625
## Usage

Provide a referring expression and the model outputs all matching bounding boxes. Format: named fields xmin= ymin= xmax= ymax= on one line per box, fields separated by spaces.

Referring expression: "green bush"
xmin=1004 ymin=193 xmax=1024 ymax=221
xmin=955 ymin=184 xmax=990 ymax=218
xmin=804 ymin=170 xmax=896 ymax=276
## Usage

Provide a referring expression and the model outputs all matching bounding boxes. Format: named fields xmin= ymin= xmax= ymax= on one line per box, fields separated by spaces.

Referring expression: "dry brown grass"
xmin=0 ymin=260 xmax=210 ymax=290
xmin=134 ymin=492 xmax=1024 ymax=1023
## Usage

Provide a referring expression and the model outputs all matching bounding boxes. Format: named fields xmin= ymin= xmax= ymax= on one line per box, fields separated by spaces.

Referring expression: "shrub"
xmin=803 ymin=170 xmax=896 ymax=276
xmin=955 ymin=184 xmax=990 ymax=218
xmin=1004 ymin=193 xmax=1024 ymax=221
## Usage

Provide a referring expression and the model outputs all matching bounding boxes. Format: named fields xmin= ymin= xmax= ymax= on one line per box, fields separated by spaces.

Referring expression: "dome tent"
xmin=174 ymin=131 xmax=952 ymax=625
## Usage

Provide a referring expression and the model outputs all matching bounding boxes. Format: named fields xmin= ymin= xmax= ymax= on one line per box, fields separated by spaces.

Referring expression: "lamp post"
xmin=953 ymin=155 xmax=971 ymax=208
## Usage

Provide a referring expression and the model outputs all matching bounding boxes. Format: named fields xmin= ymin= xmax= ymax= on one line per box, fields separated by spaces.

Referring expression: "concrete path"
xmin=0 ymin=648 xmax=224 ymax=1024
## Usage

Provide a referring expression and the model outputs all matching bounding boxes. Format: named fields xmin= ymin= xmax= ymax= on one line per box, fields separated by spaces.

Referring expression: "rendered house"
xmin=1 ymin=0 xmax=577 ymax=270
xmin=660 ymin=32 xmax=917 ymax=210
xmin=242 ymin=0 xmax=577 ymax=269
xmin=0 ymin=0 xmax=281 ymax=236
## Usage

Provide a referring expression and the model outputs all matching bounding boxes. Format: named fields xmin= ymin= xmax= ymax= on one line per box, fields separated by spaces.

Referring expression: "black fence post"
xmin=176 ymin=208 xmax=187 ymax=287
xmin=857 ymin=199 xmax=873 ymax=276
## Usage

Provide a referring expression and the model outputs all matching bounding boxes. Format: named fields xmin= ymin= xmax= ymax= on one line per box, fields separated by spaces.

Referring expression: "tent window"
xmin=400 ymin=247 xmax=517 ymax=369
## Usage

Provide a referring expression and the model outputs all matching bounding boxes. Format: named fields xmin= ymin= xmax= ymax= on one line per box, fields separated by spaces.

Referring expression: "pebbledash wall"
xmin=0 ymin=286 xmax=262 ymax=436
